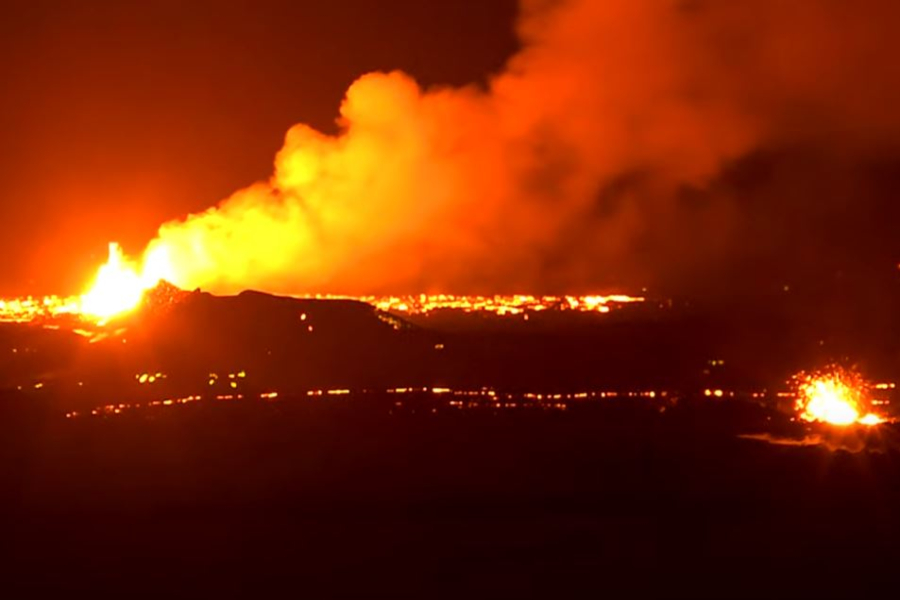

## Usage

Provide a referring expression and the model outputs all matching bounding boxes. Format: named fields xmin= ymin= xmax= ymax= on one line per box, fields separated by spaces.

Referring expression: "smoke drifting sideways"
xmin=143 ymin=0 xmax=900 ymax=296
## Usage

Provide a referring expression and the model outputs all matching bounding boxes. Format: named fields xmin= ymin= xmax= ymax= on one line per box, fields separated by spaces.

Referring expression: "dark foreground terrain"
xmin=3 ymin=393 xmax=900 ymax=598
xmin=2 ymin=289 xmax=899 ymax=598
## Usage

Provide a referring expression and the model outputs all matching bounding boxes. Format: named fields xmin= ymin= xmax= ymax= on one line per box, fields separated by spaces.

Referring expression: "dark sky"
xmin=0 ymin=0 xmax=518 ymax=294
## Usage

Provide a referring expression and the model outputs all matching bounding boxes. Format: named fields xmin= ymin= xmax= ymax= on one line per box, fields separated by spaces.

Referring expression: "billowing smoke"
xmin=143 ymin=0 xmax=900 ymax=295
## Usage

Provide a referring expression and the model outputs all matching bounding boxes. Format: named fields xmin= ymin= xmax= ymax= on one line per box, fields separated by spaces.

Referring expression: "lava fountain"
xmin=79 ymin=242 xmax=168 ymax=322
xmin=794 ymin=367 xmax=884 ymax=427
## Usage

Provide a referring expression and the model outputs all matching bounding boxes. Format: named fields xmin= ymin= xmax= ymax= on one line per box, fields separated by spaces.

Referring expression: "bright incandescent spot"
xmin=80 ymin=243 xmax=162 ymax=321
xmin=794 ymin=367 xmax=884 ymax=426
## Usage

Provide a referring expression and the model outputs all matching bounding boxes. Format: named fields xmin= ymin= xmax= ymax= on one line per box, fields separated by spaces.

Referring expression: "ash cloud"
xmin=145 ymin=0 xmax=900 ymax=295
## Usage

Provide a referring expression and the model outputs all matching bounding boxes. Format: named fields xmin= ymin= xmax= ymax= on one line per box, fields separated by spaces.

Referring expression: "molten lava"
xmin=79 ymin=243 xmax=162 ymax=322
xmin=794 ymin=367 xmax=884 ymax=426
xmin=0 ymin=240 xmax=644 ymax=325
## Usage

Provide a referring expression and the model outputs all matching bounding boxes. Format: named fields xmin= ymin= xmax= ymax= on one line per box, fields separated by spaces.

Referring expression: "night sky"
xmin=1 ymin=0 xmax=898 ymax=299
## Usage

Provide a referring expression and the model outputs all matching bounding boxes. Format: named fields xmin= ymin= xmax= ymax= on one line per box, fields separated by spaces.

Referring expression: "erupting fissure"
xmin=12 ymin=0 xmax=895 ymax=305
xmin=3 ymin=0 xmax=898 ymax=323
xmin=0 ymin=240 xmax=646 ymax=324
xmin=79 ymin=243 xmax=166 ymax=321
xmin=794 ymin=367 xmax=884 ymax=427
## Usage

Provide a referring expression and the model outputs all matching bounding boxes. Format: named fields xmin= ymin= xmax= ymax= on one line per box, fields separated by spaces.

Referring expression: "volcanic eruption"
xmin=794 ymin=366 xmax=885 ymax=427
xmin=4 ymin=3 xmax=900 ymax=597
xmin=21 ymin=0 xmax=893 ymax=302
xmin=79 ymin=243 xmax=169 ymax=322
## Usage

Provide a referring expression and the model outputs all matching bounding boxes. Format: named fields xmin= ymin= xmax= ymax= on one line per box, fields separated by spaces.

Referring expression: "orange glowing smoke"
xmin=13 ymin=2 xmax=900 ymax=316
xmin=119 ymin=0 xmax=899 ymax=297
xmin=794 ymin=367 xmax=884 ymax=427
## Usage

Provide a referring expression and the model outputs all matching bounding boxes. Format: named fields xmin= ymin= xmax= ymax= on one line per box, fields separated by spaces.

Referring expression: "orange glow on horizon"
xmin=0 ymin=242 xmax=644 ymax=325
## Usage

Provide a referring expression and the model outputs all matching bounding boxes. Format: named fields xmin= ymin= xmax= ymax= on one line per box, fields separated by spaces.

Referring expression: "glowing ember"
xmin=794 ymin=367 xmax=884 ymax=426
xmin=79 ymin=243 xmax=162 ymax=322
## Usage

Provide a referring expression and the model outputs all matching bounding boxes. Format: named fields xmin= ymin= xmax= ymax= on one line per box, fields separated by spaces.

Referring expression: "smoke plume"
xmin=143 ymin=0 xmax=900 ymax=294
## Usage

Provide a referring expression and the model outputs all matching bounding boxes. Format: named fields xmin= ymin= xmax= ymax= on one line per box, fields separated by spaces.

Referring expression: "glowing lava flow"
xmin=79 ymin=243 xmax=163 ymax=321
xmin=358 ymin=294 xmax=644 ymax=316
xmin=794 ymin=367 xmax=884 ymax=426
xmin=0 ymin=241 xmax=644 ymax=325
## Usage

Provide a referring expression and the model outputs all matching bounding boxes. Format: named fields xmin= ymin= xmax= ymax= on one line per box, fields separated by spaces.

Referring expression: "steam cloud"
xmin=145 ymin=0 xmax=900 ymax=295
